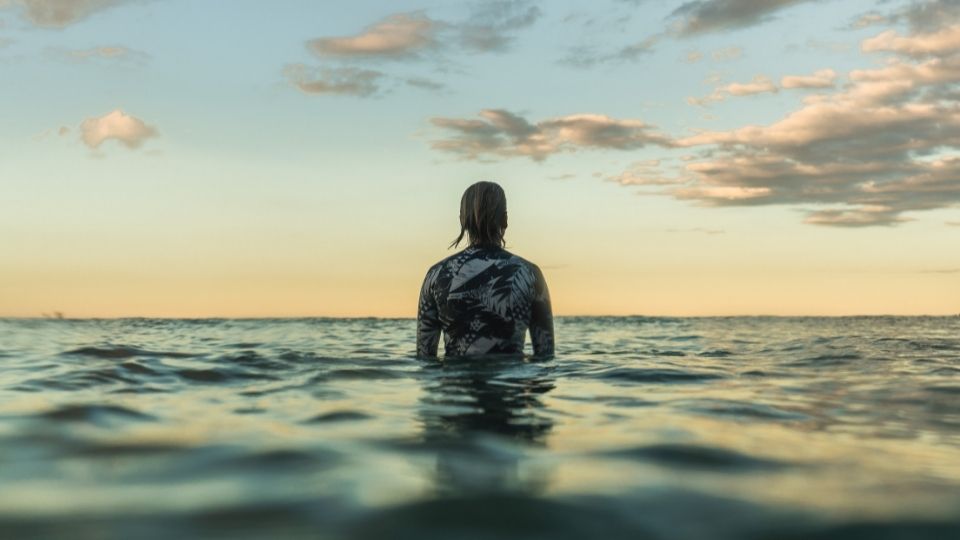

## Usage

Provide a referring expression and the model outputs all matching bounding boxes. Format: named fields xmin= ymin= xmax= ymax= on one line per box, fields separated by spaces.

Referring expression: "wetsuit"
xmin=417 ymin=245 xmax=554 ymax=358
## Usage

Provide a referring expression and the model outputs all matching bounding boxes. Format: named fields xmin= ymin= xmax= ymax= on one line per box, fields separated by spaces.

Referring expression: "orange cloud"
xmin=688 ymin=74 xmax=778 ymax=106
xmin=6 ymin=0 xmax=124 ymax=28
xmin=862 ymin=24 xmax=960 ymax=58
xmin=781 ymin=69 xmax=837 ymax=89
xmin=79 ymin=110 xmax=157 ymax=149
xmin=307 ymin=13 xmax=437 ymax=59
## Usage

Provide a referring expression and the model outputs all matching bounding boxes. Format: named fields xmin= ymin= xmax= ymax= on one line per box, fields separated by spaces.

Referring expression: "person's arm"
xmin=529 ymin=264 xmax=554 ymax=358
xmin=417 ymin=266 xmax=441 ymax=358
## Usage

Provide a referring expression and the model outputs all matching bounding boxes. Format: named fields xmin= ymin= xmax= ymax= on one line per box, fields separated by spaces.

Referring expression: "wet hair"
xmin=450 ymin=181 xmax=508 ymax=249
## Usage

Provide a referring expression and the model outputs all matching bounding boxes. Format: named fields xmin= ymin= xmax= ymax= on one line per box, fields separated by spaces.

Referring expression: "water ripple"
xmin=0 ymin=316 xmax=957 ymax=539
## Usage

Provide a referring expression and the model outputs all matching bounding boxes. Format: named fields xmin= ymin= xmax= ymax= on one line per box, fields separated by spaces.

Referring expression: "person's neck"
xmin=469 ymin=242 xmax=502 ymax=250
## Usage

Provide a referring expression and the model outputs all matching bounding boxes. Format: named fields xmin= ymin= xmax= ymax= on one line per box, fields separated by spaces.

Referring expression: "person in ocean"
xmin=417 ymin=181 xmax=554 ymax=359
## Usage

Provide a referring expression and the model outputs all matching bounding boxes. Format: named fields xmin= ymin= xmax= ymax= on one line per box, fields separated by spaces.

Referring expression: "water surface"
xmin=1 ymin=317 xmax=958 ymax=539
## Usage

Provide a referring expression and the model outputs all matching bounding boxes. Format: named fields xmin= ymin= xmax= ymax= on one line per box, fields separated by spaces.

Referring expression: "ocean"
xmin=0 ymin=316 xmax=958 ymax=539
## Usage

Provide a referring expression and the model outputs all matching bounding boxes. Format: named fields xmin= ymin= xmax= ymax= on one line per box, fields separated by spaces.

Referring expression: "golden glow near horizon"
xmin=1 ymin=0 xmax=958 ymax=317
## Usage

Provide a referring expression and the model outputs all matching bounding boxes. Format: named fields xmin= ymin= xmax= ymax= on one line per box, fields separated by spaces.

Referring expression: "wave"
xmin=63 ymin=346 xmax=196 ymax=359
xmin=38 ymin=403 xmax=155 ymax=424
xmin=591 ymin=367 xmax=724 ymax=383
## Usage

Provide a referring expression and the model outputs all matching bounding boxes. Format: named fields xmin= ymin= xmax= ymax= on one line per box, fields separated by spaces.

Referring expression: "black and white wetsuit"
xmin=417 ymin=245 xmax=554 ymax=358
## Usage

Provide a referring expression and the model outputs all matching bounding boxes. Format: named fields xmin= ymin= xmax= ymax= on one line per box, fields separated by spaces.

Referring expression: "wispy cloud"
xmin=305 ymin=2 xmax=540 ymax=61
xmin=561 ymin=36 xmax=659 ymax=67
xmin=2 ymin=0 xmax=127 ymax=28
xmin=607 ymin=160 xmax=686 ymax=186
xmin=711 ymin=46 xmax=743 ymax=61
xmin=458 ymin=0 xmax=541 ymax=53
xmin=560 ymin=13 xmax=749 ymax=68
xmin=688 ymin=74 xmax=778 ymax=106
xmin=684 ymin=50 xmax=703 ymax=63
xmin=307 ymin=12 xmax=437 ymax=60
xmin=845 ymin=1 xmax=960 ymax=34
xmin=899 ymin=0 xmax=960 ymax=33
xmin=405 ymin=76 xmax=446 ymax=92
xmin=847 ymin=12 xmax=888 ymax=30
xmin=79 ymin=109 xmax=157 ymax=150
xmin=294 ymin=3 xmax=541 ymax=97
xmin=429 ymin=109 xmax=672 ymax=161
xmin=284 ymin=65 xmax=383 ymax=97
xmin=780 ymin=68 xmax=836 ymax=89
xmin=669 ymin=0 xmax=818 ymax=37
xmin=48 ymin=45 xmax=149 ymax=64
xmin=919 ymin=267 xmax=960 ymax=274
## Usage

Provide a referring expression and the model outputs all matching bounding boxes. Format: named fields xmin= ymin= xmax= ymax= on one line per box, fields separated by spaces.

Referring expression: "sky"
xmin=0 ymin=0 xmax=958 ymax=317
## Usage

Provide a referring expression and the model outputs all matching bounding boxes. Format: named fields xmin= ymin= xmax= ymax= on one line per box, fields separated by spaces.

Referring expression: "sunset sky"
xmin=1 ymin=0 xmax=959 ymax=317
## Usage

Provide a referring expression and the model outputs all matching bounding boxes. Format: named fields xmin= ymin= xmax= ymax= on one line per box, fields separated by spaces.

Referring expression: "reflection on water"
xmin=419 ymin=357 xmax=555 ymax=496
xmin=0 ymin=317 xmax=959 ymax=539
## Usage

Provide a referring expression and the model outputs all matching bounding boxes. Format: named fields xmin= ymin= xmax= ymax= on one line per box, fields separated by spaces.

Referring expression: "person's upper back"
xmin=417 ymin=245 xmax=553 ymax=358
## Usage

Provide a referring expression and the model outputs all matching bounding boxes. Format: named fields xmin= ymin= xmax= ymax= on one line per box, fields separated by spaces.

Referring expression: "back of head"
xmin=451 ymin=181 xmax=507 ymax=249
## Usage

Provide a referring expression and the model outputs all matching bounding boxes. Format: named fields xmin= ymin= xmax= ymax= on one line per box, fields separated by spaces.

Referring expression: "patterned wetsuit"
xmin=417 ymin=245 xmax=554 ymax=358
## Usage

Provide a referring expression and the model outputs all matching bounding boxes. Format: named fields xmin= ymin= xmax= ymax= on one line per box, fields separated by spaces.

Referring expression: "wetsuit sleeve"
xmin=417 ymin=266 xmax=441 ymax=358
xmin=529 ymin=265 xmax=554 ymax=358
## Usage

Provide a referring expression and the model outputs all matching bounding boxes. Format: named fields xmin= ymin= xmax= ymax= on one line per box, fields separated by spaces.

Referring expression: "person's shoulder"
xmin=501 ymin=249 xmax=543 ymax=274
xmin=426 ymin=248 xmax=468 ymax=274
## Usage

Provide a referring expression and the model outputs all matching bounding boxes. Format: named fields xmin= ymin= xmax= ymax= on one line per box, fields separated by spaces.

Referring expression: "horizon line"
xmin=5 ymin=313 xmax=959 ymax=321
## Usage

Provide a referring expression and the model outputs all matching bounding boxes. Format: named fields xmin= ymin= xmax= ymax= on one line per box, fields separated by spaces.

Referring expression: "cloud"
xmin=419 ymin=9 xmax=960 ymax=228
xmin=688 ymin=74 xmax=777 ymax=106
xmin=307 ymin=12 xmax=437 ymax=59
xmin=429 ymin=109 xmax=672 ymax=161
xmin=946 ymin=220 xmax=960 ymax=226
xmin=458 ymin=0 xmax=541 ymax=53
xmin=305 ymin=2 xmax=541 ymax=60
xmin=615 ymin=36 xmax=659 ymax=61
xmin=899 ymin=0 xmax=960 ymax=33
xmin=669 ymin=0 xmax=817 ymax=36
xmin=70 ymin=45 xmax=128 ymax=58
xmin=405 ymin=77 xmax=445 ymax=92
xmin=607 ymin=160 xmax=687 ymax=186
xmin=4 ymin=0 xmax=125 ymax=28
xmin=293 ymin=4 xmax=541 ymax=98
xmin=284 ymin=64 xmax=382 ymax=97
xmin=802 ymin=38 xmax=852 ymax=54
xmin=561 ymin=36 xmax=658 ymax=67
xmin=862 ymin=24 xmax=960 ymax=58
xmin=802 ymin=206 xmax=910 ymax=227
xmin=918 ymin=267 xmax=960 ymax=274
xmin=79 ymin=109 xmax=157 ymax=149
xmin=711 ymin=46 xmax=743 ymax=61
xmin=848 ymin=12 xmax=889 ymax=30
xmin=726 ymin=74 xmax=778 ymax=95
xmin=781 ymin=68 xmax=837 ymax=89
xmin=50 ymin=45 xmax=149 ymax=64
xmin=668 ymin=25 xmax=960 ymax=226
xmin=846 ymin=2 xmax=960 ymax=34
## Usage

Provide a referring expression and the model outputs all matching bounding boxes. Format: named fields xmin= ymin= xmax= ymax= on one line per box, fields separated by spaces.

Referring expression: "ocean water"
xmin=0 ymin=317 xmax=958 ymax=539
